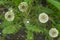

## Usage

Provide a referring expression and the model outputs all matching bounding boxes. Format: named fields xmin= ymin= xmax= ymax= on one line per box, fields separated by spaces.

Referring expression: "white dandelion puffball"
xmin=39 ymin=13 xmax=49 ymax=23
xmin=49 ymin=28 xmax=59 ymax=38
xmin=5 ymin=9 xmax=14 ymax=21
xmin=18 ymin=2 xmax=28 ymax=12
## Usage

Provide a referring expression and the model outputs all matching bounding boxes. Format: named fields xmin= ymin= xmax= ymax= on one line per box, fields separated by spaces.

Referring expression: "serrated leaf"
xmin=2 ymin=25 xmax=17 ymax=34
xmin=26 ymin=31 xmax=33 ymax=40
xmin=2 ymin=24 xmax=21 ymax=35
xmin=26 ymin=24 xmax=42 ymax=33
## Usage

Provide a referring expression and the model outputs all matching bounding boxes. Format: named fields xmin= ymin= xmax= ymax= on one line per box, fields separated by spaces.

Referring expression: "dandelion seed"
xmin=49 ymin=28 xmax=59 ymax=38
xmin=18 ymin=2 xmax=28 ymax=12
xmin=5 ymin=8 xmax=14 ymax=21
xmin=39 ymin=13 xmax=49 ymax=23
xmin=26 ymin=20 xmax=29 ymax=23
xmin=23 ymin=19 xmax=30 ymax=24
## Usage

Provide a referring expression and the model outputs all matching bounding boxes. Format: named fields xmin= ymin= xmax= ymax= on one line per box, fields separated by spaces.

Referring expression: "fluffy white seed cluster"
xmin=18 ymin=2 xmax=28 ymax=12
xmin=49 ymin=28 xmax=59 ymax=38
xmin=39 ymin=13 xmax=49 ymax=23
xmin=5 ymin=8 xmax=14 ymax=21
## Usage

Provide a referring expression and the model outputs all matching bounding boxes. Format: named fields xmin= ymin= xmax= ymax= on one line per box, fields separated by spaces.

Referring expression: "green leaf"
xmin=2 ymin=25 xmax=17 ymax=34
xmin=56 ymin=24 xmax=60 ymax=31
xmin=47 ymin=0 xmax=60 ymax=11
xmin=2 ymin=24 xmax=21 ymax=35
xmin=26 ymin=31 xmax=33 ymax=40
xmin=24 ymin=0 xmax=33 ymax=5
xmin=12 ymin=0 xmax=22 ymax=7
xmin=58 ymin=37 xmax=60 ymax=40
xmin=26 ymin=24 xmax=42 ymax=33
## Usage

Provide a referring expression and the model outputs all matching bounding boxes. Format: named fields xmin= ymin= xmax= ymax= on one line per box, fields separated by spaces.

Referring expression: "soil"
xmin=0 ymin=28 xmax=2 ymax=37
xmin=5 ymin=27 xmax=27 ymax=40
xmin=0 ymin=5 xmax=8 ymax=15
xmin=33 ymin=0 xmax=47 ymax=6
xmin=33 ymin=32 xmax=45 ymax=40
xmin=0 ymin=19 xmax=3 ymax=24
xmin=46 ymin=21 xmax=52 ymax=30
